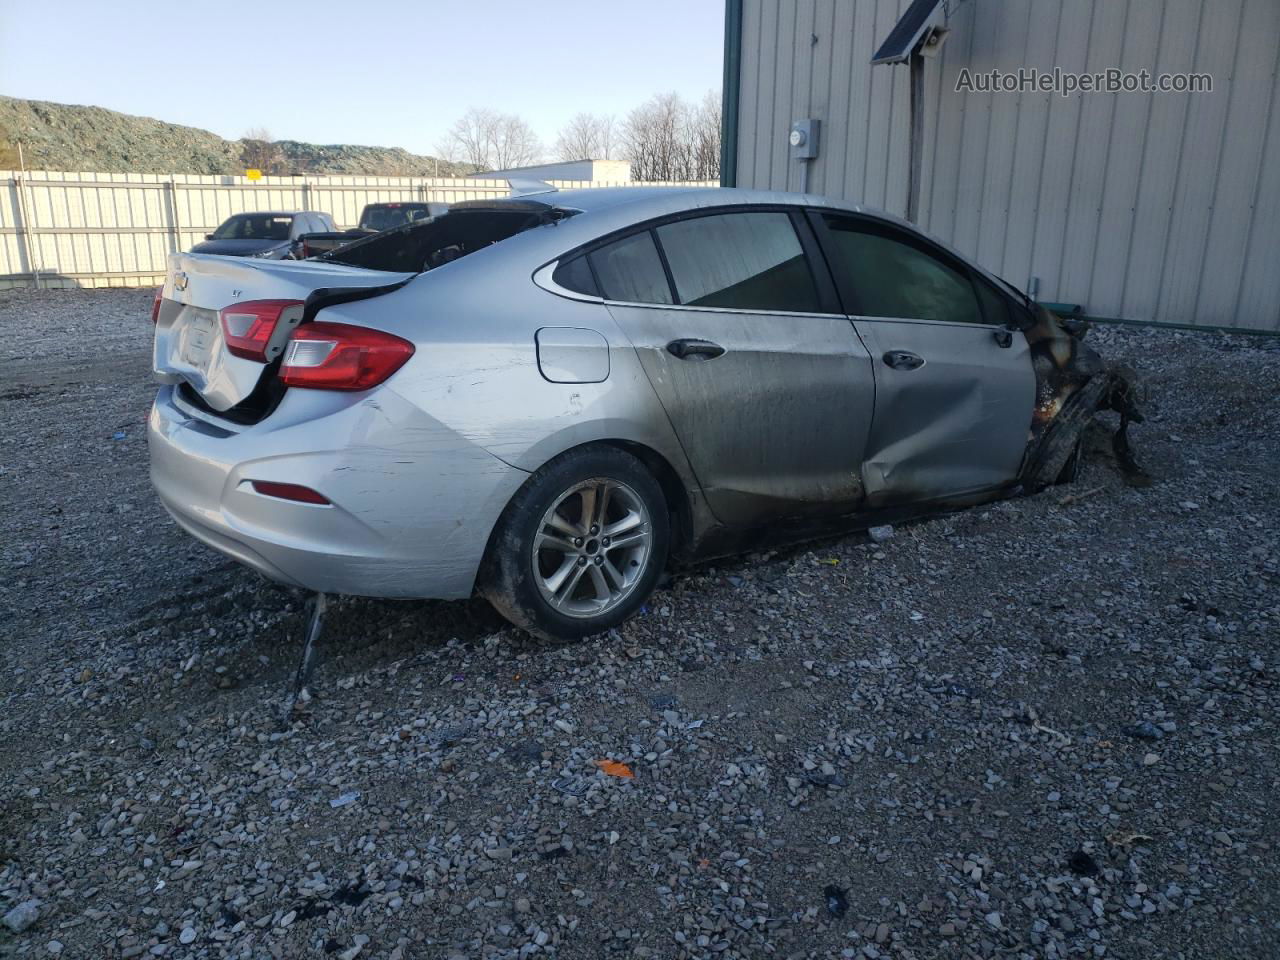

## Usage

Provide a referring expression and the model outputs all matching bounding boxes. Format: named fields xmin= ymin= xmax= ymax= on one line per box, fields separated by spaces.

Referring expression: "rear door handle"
xmin=667 ymin=338 xmax=726 ymax=361
xmin=882 ymin=350 xmax=924 ymax=371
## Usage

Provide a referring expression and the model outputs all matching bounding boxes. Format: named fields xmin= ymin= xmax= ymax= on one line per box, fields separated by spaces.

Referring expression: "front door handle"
xmin=882 ymin=350 xmax=925 ymax=371
xmin=667 ymin=338 xmax=726 ymax=361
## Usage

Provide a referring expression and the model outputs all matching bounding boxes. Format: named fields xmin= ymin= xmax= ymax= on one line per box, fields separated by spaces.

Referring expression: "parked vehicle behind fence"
xmin=148 ymin=187 xmax=1140 ymax=640
xmin=298 ymin=202 xmax=448 ymax=258
xmin=190 ymin=211 xmax=337 ymax=260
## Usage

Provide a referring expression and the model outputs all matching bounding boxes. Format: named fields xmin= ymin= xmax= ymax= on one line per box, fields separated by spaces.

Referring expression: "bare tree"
xmin=690 ymin=90 xmax=722 ymax=181
xmin=442 ymin=108 xmax=542 ymax=173
xmin=618 ymin=91 xmax=722 ymax=181
xmin=553 ymin=113 xmax=617 ymax=161
xmin=491 ymin=113 xmax=542 ymax=170
xmin=239 ymin=127 xmax=283 ymax=174
xmin=439 ymin=109 xmax=493 ymax=172
xmin=620 ymin=93 xmax=694 ymax=181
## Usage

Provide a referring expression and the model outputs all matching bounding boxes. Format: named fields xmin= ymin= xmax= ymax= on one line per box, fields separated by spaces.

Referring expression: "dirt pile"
xmin=0 ymin=96 xmax=467 ymax=176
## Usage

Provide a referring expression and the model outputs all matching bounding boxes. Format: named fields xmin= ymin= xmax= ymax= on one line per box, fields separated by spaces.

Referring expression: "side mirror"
xmin=205 ymin=234 xmax=215 ymax=241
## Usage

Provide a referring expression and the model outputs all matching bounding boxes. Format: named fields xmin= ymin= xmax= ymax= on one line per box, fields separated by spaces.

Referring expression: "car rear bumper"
xmin=147 ymin=384 xmax=528 ymax=599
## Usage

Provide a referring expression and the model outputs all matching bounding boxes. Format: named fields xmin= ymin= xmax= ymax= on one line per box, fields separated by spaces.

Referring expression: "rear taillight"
xmin=250 ymin=480 xmax=330 ymax=504
xmin=219 ymin=299 xmax=304 ymax=361
xmin=279 ymin=322 xmax=414 ymax=391
xmin=151 ymin=287 xmax=163 ymax=325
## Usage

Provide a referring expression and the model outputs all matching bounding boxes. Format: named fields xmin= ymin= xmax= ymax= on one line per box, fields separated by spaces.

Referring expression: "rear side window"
xmin=552 ymin=255 xmax=599 ymax=297
xmin=588 ymin=232 xmax=673 ymax=304
xmin=655 ymin=212 xmax=821 ymax=312
xmin=821 ymin=215 xmax=982 ymax=325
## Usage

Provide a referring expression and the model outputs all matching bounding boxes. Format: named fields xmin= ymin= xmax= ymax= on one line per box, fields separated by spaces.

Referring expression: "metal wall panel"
xmin=1198 ymin=0 xmax=1280 ymax=327
xmin=773 ymin=0 xmax=803 ymax=192
xmin=1088 ymin=0 xmax=1165 ymax=316
xmin=806 ymin=0 xmax=837 ymax=196
xmin=0 ymin=174 xmax=717 ymax=289
xmin=971 ymin=0 xmax=1032 ymax=273
xmin=1156 ymin=0 xmax=1244 ymax=325
xmin=737 ymin=0 xmax=912 ymax=210
xmin=1120 ymin=0 xmax=1204 ymax=322
xmin=1027 ymin=1 xmax=1095 ymax=306
xmin=919 ymin=0 xmax=974 ymax=242
xmin=737 ymin=0 xmax=774 ymax=189
xmin=1234 ymin=79 xmax=1280 ymax=327
xmin=950 ymin=0 xmax=994 ymax=259
xmin=733 ymin=0 xmax=1280 ymax=331
xmin=819 ymin=0 xmax=858 ymax=198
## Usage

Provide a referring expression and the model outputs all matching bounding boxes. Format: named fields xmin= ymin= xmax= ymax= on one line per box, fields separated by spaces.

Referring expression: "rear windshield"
xmin=361 ymin=204 xmax=434 ymax=232
xmin=213 ymin=214 xmax=293 ymax=241
xmin=322 ymin=207 xmax=556 ymax=273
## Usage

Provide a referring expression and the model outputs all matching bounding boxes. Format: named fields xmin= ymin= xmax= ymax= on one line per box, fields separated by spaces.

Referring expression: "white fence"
xmin=0 ymin=172 xmax=719 ymax=289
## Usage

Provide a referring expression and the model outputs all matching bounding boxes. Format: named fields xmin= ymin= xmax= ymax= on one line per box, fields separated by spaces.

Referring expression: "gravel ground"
xmin=1 ymin=287 xmax=1278 ymax=960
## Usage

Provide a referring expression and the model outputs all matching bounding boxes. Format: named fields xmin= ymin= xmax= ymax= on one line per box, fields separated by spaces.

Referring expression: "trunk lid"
xmin=153 ymin=253 xmax=413 ymax=412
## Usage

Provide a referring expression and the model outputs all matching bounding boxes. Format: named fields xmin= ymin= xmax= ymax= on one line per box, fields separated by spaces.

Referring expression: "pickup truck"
xmin=297 ymin=202 xmax=448 ymax=258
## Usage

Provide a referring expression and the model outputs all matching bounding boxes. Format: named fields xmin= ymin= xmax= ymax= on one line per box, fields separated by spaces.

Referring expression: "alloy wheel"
xmin=531 ymin=477 xmax=652 ymax=618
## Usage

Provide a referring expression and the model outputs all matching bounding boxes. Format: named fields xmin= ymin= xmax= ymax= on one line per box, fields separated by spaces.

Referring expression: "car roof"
xmin=459 ymin=186 xmax=1019 ymax=298
xmin=548 ymin=186 xmax=801 ymax=213
xmin=222 ymin=211 xmax=332 ymax=218
xmin=453 ymin=186 xmax=874 ymax=223
xmin=479 ymin=185 xmax=894 ymax=225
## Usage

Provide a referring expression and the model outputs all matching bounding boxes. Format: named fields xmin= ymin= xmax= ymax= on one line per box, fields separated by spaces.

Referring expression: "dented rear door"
xmin=812 ymin=212 xmax=1035 ymax=506
xmin=602 ymin=210 xmax=875 ymax=527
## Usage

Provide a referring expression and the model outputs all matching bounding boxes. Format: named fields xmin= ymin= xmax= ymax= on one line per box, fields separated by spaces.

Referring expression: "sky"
xmin=0 ymin=0 xmax=725 ymax=156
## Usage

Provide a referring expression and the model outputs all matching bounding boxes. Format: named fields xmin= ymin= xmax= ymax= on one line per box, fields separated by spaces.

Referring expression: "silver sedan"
xmin=148 ymin=187 xmax=1138 ymax=639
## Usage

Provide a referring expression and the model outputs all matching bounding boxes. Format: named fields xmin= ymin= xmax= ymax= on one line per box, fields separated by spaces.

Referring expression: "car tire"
xmin=480 ymin=445 xmax=670 ymax=641
xmin=1024 ymin=374 xmax=1108 ymax=492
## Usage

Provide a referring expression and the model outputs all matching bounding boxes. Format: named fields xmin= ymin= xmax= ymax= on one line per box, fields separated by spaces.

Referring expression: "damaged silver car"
xmin=148 ymin=186 xmax=1139 ymax=639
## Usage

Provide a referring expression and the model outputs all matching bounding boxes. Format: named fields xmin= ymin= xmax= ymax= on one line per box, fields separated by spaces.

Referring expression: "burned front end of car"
xmin=1019 ymin=305 xmax=1147 ymax=490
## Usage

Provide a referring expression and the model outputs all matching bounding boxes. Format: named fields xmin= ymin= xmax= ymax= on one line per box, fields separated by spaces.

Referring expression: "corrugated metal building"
xmin=721 ymin=0 xmax=1280 ymax=333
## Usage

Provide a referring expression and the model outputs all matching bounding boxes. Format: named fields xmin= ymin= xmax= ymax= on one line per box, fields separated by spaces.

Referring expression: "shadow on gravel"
xmin=239 ymin=590 xmax=511 ymax=691
xmin=310 ymin=593 xmax=511 ymax=671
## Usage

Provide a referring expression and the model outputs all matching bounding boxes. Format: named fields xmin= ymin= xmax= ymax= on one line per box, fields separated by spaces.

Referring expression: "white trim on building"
xmin=468 ymin=159 xmax=632 ymax=183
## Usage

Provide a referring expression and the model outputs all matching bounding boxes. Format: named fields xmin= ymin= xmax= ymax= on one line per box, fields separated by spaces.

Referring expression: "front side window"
xmin=821 ymin=215 xmax=982 ymax=325
xmin=974 ymin=276 xmax=1012 ymax=327
xmin=588 ymin=231 xmax=673 ymax=305
xmin=655 ymin=211 xmax=821 ymax=312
